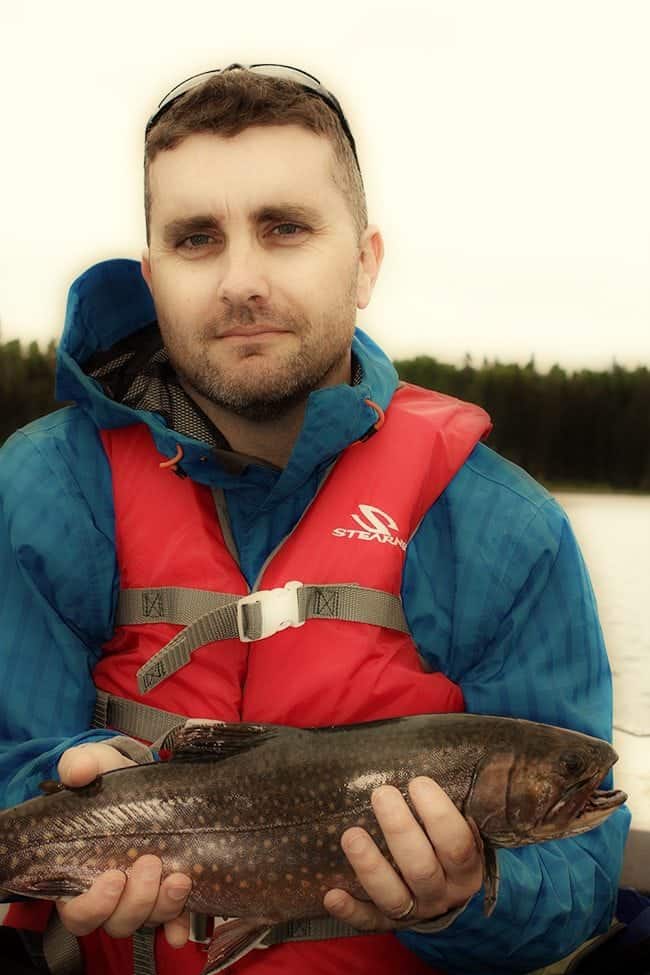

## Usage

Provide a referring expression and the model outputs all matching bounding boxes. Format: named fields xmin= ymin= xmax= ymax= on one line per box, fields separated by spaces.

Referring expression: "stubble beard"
xmin=159 ymin=282 xmax=358 ymax=423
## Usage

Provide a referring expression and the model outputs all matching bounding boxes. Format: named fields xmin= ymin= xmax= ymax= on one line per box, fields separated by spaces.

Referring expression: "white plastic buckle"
xmin=237 ymin=581 xmax=304 ymax=642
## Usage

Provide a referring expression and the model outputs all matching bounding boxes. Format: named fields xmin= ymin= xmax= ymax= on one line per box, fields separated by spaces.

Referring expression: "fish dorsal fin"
xmin=170 ymin=719 xmax=283 ymax=762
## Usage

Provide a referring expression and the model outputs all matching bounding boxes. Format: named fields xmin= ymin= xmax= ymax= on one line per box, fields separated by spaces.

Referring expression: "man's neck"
xmin=178 ymin=354 xmax=353 ymax=469
xmin=176 ymin=381 xmax=315 ymax=469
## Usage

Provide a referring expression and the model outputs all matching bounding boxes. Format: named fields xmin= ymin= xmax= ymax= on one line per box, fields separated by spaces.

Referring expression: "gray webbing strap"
xmin=116 ymin=588 xmax=238 ymax=626
xmin=133 ymin=927 xmax=157 ymax=975
xmin=136 ymin=601 xmax=240 ymax=693
xmin=43 ymin=911 xmax=83 ymax=975
xmin=92 ymin=689 xmax=187 ymax=747
xmin=135 ymin=584 xmax=409 ymax=693
xmin=262 ymin=916 xmax=364 ymax=945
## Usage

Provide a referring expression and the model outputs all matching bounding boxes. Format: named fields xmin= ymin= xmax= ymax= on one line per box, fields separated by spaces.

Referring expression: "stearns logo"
xmin=332 ymin=504 xmax=407 ymax=551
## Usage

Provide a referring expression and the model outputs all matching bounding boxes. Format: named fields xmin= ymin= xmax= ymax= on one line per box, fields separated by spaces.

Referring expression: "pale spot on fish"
xmin=198 ymin=815 xmax=206 ymax=825
xmin=326 ymin=825 xmax=336 ymax=835
xmin=300 ymin=835 xmax=308 ymax=845
xmin=281 ymin=836 xmax=288 ymax=844
xmin=193 ymin=865 xmax=203 ymax=876
xmin=226 ymin=874 xmax=233 ymax=883
xmin=316 ymin=839 xmax=323 ymax=848
xmin=263 ymin=839 xmax=272 ymax=849
xmin=316 ymin=872 xmax=323 ymax=879
xmin=329 ymin=844 xmax=337 ymax=853
xmin=233 ymin=815 xmax=240 ymax=825
xmin=159 ymin=840 xmax=167 ymax=851
xmin=127 ymin=848 xmax=138 ymax=860
xmin=285 ymin=873 xmax=293 ymax=882
xmin=320 ymin=885 xmax=328 ymax=892
xmin=19 ymin=835 xmax=29 ymax=846
xmin=55 ymin=855 xmax=65 ymax=866
xmin=212 ymin=883 xmax=221 ymax=892
xmin=239 ymin=880 xmax=249 ymax=889
xmin=347 ymin=771 xmax=387 ymax=792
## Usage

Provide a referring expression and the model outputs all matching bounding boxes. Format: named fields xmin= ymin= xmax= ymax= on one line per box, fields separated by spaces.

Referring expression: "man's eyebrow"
xmin=162 ymin=204 xmax=324 ymax=242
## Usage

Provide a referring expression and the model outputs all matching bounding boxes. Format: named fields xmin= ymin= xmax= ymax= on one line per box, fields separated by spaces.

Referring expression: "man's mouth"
xmin=219 ymin=326 xmax=290 ymax=339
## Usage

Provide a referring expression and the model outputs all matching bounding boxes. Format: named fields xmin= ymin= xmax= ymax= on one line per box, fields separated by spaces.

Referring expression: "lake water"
xmin=554 ymin=492 xmax=650 ymax=834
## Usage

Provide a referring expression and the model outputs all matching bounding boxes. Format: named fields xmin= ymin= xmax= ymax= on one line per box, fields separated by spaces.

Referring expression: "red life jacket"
xmin=7 ymin=384 xmax=491 ymax=975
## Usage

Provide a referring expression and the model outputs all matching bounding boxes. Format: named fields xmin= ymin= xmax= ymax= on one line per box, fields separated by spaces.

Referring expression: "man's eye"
xmin=180 ymin=234 xmax=214 ymax=248
xmin=272 ymin=223 xmax=305 ymax=237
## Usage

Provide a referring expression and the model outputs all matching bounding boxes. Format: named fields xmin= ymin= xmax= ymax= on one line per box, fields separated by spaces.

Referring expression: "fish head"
xmin=465 ymin=721 xmax=627 ymax=846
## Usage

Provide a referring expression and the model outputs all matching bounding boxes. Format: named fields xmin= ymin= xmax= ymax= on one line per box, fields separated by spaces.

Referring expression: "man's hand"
xmin=323 ymin=776 xmax=483 ymax=931
xmin=55 ymin=743 xmax=192 ymax=947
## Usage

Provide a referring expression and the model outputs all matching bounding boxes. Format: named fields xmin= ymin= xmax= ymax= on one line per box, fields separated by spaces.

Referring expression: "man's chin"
xmin=216 ymin=389 xmax=310 ymax=422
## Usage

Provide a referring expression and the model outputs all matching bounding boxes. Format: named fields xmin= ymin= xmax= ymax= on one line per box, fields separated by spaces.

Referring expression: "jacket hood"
xmin=55 ymin=259 xmax=399 ymax=488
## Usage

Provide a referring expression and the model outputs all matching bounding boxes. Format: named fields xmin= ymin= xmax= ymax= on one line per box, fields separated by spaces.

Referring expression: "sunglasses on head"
xmin=145 ymin=62 xmax=361 ymax=172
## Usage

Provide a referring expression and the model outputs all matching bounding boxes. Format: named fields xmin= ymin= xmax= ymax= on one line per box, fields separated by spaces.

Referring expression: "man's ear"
xmin=141 ymin=249 xmax=152 ymax=291
xmin=356 ymin=225 xmax=384 ymax=310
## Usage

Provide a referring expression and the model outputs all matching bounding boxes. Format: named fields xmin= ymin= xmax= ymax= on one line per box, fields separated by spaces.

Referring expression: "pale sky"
xmin=1 ymin=0 xmax=648 ymax=371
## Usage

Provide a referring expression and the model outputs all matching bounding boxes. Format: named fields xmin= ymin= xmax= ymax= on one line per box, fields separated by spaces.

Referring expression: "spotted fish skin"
xmin=0 ymin=714 xmax=625 ymax=923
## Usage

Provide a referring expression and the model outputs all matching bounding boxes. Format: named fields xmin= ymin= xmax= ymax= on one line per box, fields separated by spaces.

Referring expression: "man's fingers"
xmin=164 ymin=910 xmax=191 ymax=948
xmin=57 ymin=743 xmax=135 ymax=788
xmin=102 ymin=855 xmax=163 ymax=938
xmin=338 ymin=826 xmax=419 ymax=923
xmin=371 ymin=785 xmax=446 ymax=918
xmin=408 ymin=777 xmax=483 ymax=889
xmin=323 ymin=888 xmax=392 ymax=932
xmin=147 ymin=872 xmax=193 ymax=927
xmin=57 ymin=870 xmax=127 ymax=937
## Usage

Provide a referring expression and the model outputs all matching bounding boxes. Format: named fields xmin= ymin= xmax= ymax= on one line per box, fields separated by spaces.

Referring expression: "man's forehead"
xmin=149 ymin=127 xmax=341 ymax=226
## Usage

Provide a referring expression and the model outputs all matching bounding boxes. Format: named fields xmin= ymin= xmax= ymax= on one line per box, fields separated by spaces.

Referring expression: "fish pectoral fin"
xmin=202 ymin=918 xmax=272 ymax=974
xmin=466 ymin=816 xmax=499 ymax=917
xmin=23 ymin=878 xmax=86 ymax=899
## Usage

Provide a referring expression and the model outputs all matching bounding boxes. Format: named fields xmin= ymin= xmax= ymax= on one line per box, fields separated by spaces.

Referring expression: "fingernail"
xmin=168 ymin=884 xmax=191 ymax=900
xmin=325 ymin=892 xmax=346 ymax=913
xmin=343 ymin=831 xmax=366 ymax=855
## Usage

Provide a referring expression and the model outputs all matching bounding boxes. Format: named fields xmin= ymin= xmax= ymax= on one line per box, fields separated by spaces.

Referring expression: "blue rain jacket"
xmin=0 ymin=259 xmax=630 ymax=974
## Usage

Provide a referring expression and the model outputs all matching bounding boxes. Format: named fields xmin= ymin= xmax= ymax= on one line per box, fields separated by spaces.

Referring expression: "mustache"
xmin=200 ymin=308 xmax=302 ymax=337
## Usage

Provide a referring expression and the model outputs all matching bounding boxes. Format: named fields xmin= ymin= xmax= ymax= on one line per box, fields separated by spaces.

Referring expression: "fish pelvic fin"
xmin=466 ymin=816 xmax=499 ymax=917
xmin=202 ymin=918 xmax=272 ymax=974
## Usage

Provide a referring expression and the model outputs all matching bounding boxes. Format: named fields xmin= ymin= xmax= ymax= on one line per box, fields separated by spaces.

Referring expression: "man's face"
xmin=142 ymin=125 xmax=382 ymax=421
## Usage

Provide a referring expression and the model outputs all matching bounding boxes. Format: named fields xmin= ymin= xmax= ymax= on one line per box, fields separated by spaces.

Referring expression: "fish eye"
xmin=559 ymin=751 xmax=586 ymax=777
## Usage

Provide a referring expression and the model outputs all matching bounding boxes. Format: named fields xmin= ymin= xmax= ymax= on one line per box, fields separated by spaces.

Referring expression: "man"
xmin=0 ymin=64 xmax=629 ymax=975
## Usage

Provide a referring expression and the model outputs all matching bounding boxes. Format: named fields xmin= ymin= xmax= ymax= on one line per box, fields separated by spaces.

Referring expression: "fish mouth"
xmin=544 ymin=769 xmax=627 ymax=833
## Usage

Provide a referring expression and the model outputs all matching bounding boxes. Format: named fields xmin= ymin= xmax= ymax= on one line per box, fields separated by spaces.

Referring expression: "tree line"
xmin=0 ymin=338 xmax=648 ymax=490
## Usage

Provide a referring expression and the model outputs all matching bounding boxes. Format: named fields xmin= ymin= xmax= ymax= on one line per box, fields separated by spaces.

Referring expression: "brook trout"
xmin=0 ymin=714 xmax=626 ymax=973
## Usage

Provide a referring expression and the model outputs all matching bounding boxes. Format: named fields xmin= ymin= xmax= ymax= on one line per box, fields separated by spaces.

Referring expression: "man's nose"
xmin=216 ymin=237 xmax=271 ymax=306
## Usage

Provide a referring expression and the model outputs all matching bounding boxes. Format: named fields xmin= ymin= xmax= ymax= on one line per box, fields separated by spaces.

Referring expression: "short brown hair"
xmin=144 ymin=68 xmax=367 ymax=246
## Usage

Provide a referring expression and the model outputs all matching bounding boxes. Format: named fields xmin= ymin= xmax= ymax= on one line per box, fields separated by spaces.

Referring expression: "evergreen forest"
xmin=1 ymin=338 xmax=648 ymax=490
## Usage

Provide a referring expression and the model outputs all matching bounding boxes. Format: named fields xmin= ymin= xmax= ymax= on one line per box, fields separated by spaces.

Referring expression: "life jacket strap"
xmin=260 ymin=916 xmax=364 ymax=945
xmin=42 ymin=910 xmax=83 ymax=974
xmin=92 ymin=689 xmax=186 ymax=748
xmin=130 ymin=582 xmax=410 ymax=694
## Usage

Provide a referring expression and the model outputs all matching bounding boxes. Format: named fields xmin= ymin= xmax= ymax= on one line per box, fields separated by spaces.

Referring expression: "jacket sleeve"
xmin=399 ymin=475 xmax=631 ymax=973
xmin=0 ymin=419 xmax=128 ymax=808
